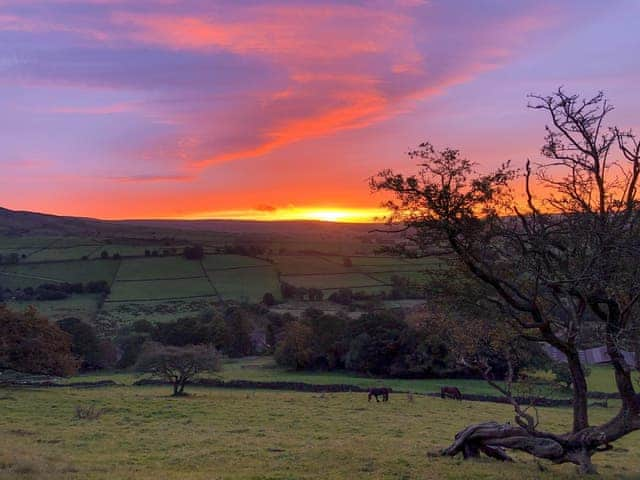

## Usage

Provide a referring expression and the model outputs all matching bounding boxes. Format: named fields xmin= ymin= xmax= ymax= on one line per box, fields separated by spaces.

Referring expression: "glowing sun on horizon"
xmin=182 ymin=206 xmax=388 ymax=223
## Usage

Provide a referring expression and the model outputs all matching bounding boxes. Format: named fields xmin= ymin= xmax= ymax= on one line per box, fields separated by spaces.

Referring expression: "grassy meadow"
xmin=1 ymin=385 xmax=638 ymax=480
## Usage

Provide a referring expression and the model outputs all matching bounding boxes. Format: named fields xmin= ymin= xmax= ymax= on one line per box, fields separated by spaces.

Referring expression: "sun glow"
xmin=183 ymin=206 xmax=387 ymax=223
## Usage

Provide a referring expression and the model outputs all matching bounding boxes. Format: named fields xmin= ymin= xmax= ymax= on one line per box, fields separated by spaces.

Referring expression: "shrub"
xmin=74 ymin=404 xmax=105 ymax=420
xmin=328 ymin=288 xmax=353 ymax=305
xmin=0 ymin=305 xmax=78 ymax=376
xmin=262 ymin=292 xmax=276 ymax=306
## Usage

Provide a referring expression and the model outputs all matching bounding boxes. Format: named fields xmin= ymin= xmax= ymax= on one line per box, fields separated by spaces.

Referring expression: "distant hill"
xmin=0 ymin=206 xmax=382 ymax=237
xmin=0 ymin=206 xmax=107 ymax=236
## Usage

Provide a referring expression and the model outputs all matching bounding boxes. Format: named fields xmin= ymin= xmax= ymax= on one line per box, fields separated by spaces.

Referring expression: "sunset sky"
xmin=1 ymin=0 xmax=639 ymax=221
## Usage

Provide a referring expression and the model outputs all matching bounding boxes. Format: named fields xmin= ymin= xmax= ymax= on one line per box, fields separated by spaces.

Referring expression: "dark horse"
xmin=440 ymin=386 xmax=462 ymax=401
xmin=368 ymin=387 xmax=392 ymax=402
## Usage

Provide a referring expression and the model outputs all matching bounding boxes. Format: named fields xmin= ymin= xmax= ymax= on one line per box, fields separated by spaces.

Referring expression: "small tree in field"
xmin=371 ymin=89 xmax=640 ymax=474
xmin=135 ymin=342 xmax=220 ymax=396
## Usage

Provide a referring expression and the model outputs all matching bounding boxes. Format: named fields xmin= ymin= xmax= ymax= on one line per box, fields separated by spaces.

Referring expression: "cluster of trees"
xmin=272 ymin=308 xmax=545 ymax=378
xmin=4 ymin=280 xmax=110 ymax=302
xmin=220 ymin=243 xmax=267 ymax=256
xmin=99 ymin=250 xmax=121 ymax=260
xmin=183 ymin=245 xmax=204 ymax=260
xmin=115 ymin=305 xmax=260 ymax=369
xmin=280 ymin=282 xmax=324 ymax=301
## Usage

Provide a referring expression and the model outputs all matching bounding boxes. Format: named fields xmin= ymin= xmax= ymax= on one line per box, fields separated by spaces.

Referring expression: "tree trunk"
xmin=566 ymin=350 xmax=590 ymax=432
xmin=441 ymin=422 xmax=596 ymax=473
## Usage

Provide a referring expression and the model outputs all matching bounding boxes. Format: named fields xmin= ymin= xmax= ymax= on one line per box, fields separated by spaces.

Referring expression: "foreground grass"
xmin=1 ymin=386 xmax=638 ymax=479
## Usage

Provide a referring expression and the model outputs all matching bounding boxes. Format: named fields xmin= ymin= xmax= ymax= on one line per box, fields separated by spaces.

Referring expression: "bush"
xmin=74 ymin=404 xmax=105 ymax=420
xmin=0 ymin=305 xmax=78 ymax=376
xmin=328 ymin=288 xmax=353 ymax=305
xmin=551 ymin=362 xmax=591 ymax=390
xmin=262 ymin=292 xmax=276 ymax=306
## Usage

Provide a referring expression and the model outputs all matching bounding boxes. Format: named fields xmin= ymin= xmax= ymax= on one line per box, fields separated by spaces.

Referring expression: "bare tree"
xmin=371 ymin=89 xmax=640 ymax=474
xmin=135 ymin=342 xmax=220 ymax=396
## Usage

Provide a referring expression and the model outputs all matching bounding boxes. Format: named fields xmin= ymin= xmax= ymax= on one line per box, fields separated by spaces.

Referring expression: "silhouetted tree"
xmin=371 ymin=89 xmax=640 ymax=473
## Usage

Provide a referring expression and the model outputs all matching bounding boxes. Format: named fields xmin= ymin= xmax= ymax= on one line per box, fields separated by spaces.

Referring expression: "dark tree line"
xmin=272 ymin=307 xmax=543 ymax=378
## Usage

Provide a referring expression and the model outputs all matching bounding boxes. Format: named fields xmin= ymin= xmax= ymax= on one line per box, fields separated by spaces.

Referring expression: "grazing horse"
xmin=368 ymin=387 xmax=392 ymax=402
xmin=440 ymin=386 xmax=462 ymax=401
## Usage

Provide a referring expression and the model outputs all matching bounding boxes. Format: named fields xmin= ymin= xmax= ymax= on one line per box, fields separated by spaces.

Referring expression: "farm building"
xmin=542 ymin=343 xmax=637 ymax=366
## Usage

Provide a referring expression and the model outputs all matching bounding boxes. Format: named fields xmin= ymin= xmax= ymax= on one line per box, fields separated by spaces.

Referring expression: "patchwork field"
xmin=1 ymin=232 xmax=437 ymax=333
xmin=1 ymin=385 xmax=638 ymax=480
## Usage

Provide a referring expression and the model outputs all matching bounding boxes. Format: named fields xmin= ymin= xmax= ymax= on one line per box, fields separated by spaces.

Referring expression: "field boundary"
xmin=199 ymin=258 xmax=223 ymax=303
xmin=115 ymin=275 xmax=207 ymax=282
xmin=2 ymin=377 xmax=621 ymax=407
xmin=104 ymin=293 xmax=216 ymax=303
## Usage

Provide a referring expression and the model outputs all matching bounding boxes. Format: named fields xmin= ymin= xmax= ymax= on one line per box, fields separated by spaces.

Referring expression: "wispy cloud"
xmin=0 ymin=0 xmax=620 ymax=218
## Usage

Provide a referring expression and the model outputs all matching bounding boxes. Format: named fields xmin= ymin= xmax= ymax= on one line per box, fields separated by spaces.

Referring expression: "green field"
xmin=207 ymin=267 xmax=280 ymax=302
xmin=271 ymin=255 xmax=349 ymax=275
xmin=1 ymin=385 xmax=638 ymax=479
xmin=115 ymin=257 xmax=204 ymax=281
xmin=107 ymin=277 xmax=216 ymax=302
xmin=281 ymin=273 xmax=387 ymax=290
xmin=0 ymin=261 xmax=119 ymax=288
xmin=202 ymin=254 xmax=272 ymax=270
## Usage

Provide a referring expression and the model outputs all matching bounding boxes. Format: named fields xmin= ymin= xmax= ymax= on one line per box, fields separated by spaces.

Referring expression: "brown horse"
xmin=440 ymin=386 xmax=462 ymax=401
xmin=368 ymin=387 xmax=392 ymax=402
